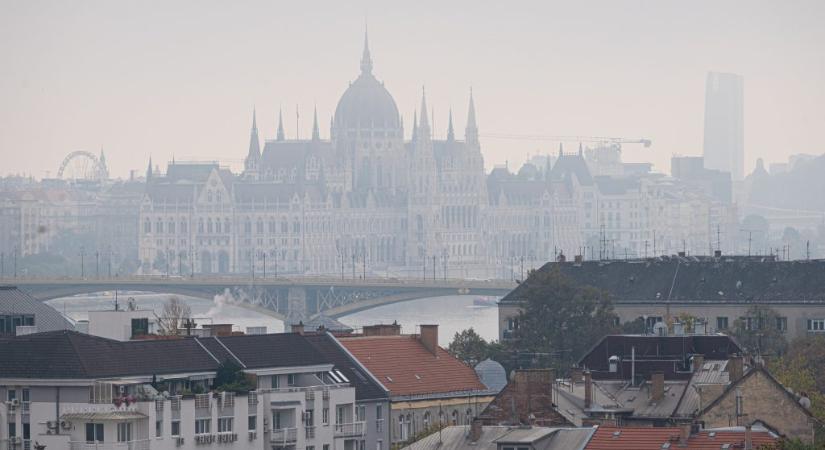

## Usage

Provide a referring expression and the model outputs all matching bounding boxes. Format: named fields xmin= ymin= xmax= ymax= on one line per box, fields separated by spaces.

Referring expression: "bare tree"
xmin=154 ymin=296 xmax=192 ymax=336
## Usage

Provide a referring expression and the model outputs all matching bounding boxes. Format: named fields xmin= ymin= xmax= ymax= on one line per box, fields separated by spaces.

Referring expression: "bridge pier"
xmin=286 ymin=287 xmax=308 ymax=325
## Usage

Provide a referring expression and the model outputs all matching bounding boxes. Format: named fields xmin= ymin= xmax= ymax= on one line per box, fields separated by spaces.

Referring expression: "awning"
xmin=61 ymin=411 xmax=148 ymax=421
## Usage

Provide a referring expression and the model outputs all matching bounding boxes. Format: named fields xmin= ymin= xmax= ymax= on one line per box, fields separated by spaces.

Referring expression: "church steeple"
xmin=411 ymin=110 xmax=418 ymax=142
xmin=276 ymin=109 xmax=285 ymax=141
xmin=465 ymin=88 xmax=478 ymax=146
xmin=447 ymin=108 xmax=455 ymax=141
xmin=146 ymin=156 xmax=153 ymax=180
xmin=312 ymin=106 xmax=320 ymax=141
xmin=245 ymin=109 xmax=261 ymax=177
xmin=360 ymin=27 xmax=373 ymax=75
xmin=418 ymin=88 xmax=430 ymax=140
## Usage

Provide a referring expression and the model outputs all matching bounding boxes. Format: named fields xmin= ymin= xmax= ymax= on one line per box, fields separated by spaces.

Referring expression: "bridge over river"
xmin=7 ymin=276 xmax=516 ymax=324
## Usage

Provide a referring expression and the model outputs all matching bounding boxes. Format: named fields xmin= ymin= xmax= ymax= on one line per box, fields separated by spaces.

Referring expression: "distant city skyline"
xmin=1 ymin=0 xmax=823 ymax=179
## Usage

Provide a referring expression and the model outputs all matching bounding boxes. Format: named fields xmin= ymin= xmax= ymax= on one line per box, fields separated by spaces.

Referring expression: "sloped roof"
xmin=0 ymin=286 xmax=74 ymax=333
xmin=550 ymin=154 xmax=593 ymax=186
xmin=584 ymin=425 xmax=777 ymax=450
xmin=304 ymin=333 xmax=388 ymax=401
xmin=501 ymin=257 xmax=825 ymax=305
xmin=338 ymin=335 xmax=487 ymax=398
xmin=0 ymin=330 xmax=331 ymax=380
xmin=403 ymin=426 xmax=595 ymax=450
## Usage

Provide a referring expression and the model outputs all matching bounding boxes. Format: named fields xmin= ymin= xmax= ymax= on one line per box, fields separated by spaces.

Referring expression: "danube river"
xmin=46 ymin=293 xmax=500 ymax=346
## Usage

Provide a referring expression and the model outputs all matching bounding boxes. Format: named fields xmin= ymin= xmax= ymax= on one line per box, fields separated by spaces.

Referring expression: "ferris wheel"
xmin=57 ymin=151 xmax=107 ymax=181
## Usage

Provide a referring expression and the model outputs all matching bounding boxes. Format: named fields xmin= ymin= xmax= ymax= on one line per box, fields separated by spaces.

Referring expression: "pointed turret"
xmin=276 ymin=109 xmax=285 ymax=141
xmin=578 ymin=142 xmax=583 ymax=157
xmin=465 ymin=88 xmax=479 ymax=146
xmin=411 ymin=110 xmax=418 ymax=142
xmin=146 ymin=156 xmax=153 ymax=180
xmin=447 ymin=108 xmax=455 ymax=141
xmin=98 ymin=148 xmax=109 ymax=180
xmin=312 ymin=106 xmax=320 ymax=141
xmin=360 ymin=27 xmax=373 ymax=75
xmin=544 ymin=153 xmax=552 ymax=182
xmin=558 ymin=143 xmax=563 ymax=157
xmin=418 ymin=88 xmax=430 ymax=140
xmin=245 ymin=108 xmax=261 ymax=177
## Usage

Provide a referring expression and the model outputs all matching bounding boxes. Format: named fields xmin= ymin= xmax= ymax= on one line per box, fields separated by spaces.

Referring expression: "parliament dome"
xmin=333 ymin=33 xmax=400 ymax=131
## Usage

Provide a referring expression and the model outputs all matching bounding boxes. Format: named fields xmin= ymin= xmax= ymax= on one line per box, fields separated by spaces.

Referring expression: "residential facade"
xmin=0 ymin=330 xmax=369 ymax=450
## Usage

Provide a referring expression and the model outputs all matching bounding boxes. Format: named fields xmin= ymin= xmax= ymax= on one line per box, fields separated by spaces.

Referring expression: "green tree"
xmin=511 ymin=268 xmax=618 ymax=371
xmin=448 ymin=328 xmax=491 ymax=366
xmin=731 ymin=304 xmax=788 ymax=357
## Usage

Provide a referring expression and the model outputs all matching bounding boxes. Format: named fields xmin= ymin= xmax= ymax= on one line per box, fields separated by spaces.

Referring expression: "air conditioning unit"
xmin=174 ymin=436 xmax=185 ymax=446
xmin=263 ymin=417 xmax=269 ymax=427
xmin=6 ymin=399 xmax=19 ymax=410
xmin=248 ymin=430 xmax=257 ymax=440
xmin=10 ymin=437 xmax=22 ymax=444
xmin=61 ymin=420 xmax=73 ymax=430
xmin=46 ymin=421 xmax=59 ymax=431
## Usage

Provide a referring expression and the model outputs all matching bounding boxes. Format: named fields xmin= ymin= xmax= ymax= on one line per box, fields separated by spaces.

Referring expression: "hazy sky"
xmin=1 ymin=0 xmax=823 ymax=179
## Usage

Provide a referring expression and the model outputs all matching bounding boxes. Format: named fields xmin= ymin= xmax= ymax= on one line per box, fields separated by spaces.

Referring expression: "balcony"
xmin=334 ymin=422 xmax=365 ymax=438
xmin=68 ymin=440 xmax=151 ymax=450
xmin=270 ymin=427 xmax=298 ymax=445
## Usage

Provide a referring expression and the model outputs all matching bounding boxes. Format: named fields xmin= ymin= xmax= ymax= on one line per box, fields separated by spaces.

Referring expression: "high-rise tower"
xmin=703 ymin=72 xmax=744 ymax=181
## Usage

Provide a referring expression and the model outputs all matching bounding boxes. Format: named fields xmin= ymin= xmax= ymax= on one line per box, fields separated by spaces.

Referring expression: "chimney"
xmin=469 ymin=418 xmax=483 ymax=442
xmin=744 ymin=423 xmax=753 ymax=450
xmin=291 ymin=321 xmax=304 ymax=335
xmin=728 ymin=355 xmax=743 ymax=382
xmin=651 ymin=372 xmax=664 ymax=403
xmin=679 ymin=423 xmax=691 ymax=446
xmin=419 ymin=324 xmax=439 ymax=355
xmin=574 ymin=254 xmax=583 ymax=264
xmin=714 ymin=250 xmax=722 ymax=258
xmin=557 ymin=253 xmax=566 ymax=263
xmin=363 ymin=322 xmax=402 ymax=336
xmin=692 ymin=354 xmax=704 ymax=373
xmin=584 ymin=370 xmax=592 ymax=409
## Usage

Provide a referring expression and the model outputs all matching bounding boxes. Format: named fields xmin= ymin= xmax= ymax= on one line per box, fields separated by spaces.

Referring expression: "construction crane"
xmin=479 ymin=133 xmax=652 ymax=152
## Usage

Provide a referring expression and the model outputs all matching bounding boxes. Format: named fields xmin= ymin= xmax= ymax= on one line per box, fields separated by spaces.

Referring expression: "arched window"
xmin=168 ymin=219 xmax=175 ymax=234
xmin=224 ymin=218 xmax=230 ymax=233
xmin=155 ymin=219 xmax=163 ymax=234
xmin=269 ymin=219 xmax=276 ymax=233
xmin=423 ymin=412 xmax=430 ymax=430
xmin=144 ymin=219 xmax=151 ymax=234
xmin=180 ymin=219 xmax=187 ymax=233
xmin=257 ymin=219 xmax=264 ymax=234
xmin=215 ymin=219 xmax=221 ymax=234
xmin=207 ymin=218 xmax=213 ymax=234
xmin=198 ymin=218 xmax=204 ymax=234
xmin=465 ymin=409 xmax=472 ymax=425
xmin=451 ymin=410 xmax=458 ymax=425
xmin=216 ymin=191 xmax=222 ymax=203
xmin=207 ymin=190 xmax=213 ymax=202
xmin=244 ymin=218 xmax=252 ymax=234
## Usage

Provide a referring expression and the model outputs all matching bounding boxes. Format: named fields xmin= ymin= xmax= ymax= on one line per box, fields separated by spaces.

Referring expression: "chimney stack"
xmin=651 ymin=372 xmax=664 ymax=403
xmin=469 ymin=418 xmax=483 ymax=442
xmin=744 ymin=423 xmax=753 ymax=450
xmin=728 ymin=355 xmax=743 ymax=382
xmin=419 ymin=324 xmax=439 ymax=356
xmin=692 ymin=354 xmax=705 ymax=373
xmin=584 ymin=370 xmax=592 ymax=409
xmin=291 ymin=321 xmax=305 ymax=335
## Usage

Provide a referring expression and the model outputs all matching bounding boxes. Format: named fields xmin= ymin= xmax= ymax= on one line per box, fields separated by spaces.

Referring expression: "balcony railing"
xmin=305 ymin=426 xmax=316 ymax=439
xmin=68 ymin=440 xmax=151 ymax=450
xmin=270 ymin=427 xmax=298 ymax=444
xmin=334 ymin=422 xmax=365 ymax=438
xmin=0 ymin=439 xmax=32 ymax=450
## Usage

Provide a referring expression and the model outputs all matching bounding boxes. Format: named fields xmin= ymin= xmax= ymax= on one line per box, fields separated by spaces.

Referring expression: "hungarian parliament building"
xmin=0 ymin=34 xmax=736 ymax=279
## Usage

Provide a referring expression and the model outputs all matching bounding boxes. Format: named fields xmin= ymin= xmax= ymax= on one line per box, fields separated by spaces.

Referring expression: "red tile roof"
xmin=338 ymin=335 xmax=487 ymax=397
xmin=585 ymin=426 xmax=778 ymax=450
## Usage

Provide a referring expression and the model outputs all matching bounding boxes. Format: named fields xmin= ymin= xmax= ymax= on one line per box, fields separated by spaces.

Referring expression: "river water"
xmin=46 ymin=293 xmax=500 ymax=346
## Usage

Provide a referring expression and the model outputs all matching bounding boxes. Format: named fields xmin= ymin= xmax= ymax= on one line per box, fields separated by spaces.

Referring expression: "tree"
xmin=212 ymin=358 xmax=254 ymax=393
xmin=730 ymin=304 xmax=787 ymax=357
xmin=448 ymin=328 xmax=493 ymax=366
xmin=154 ymin=296 xmax=192 ymax=336
xmin=511 ymin=267 xmax=618 ymax=371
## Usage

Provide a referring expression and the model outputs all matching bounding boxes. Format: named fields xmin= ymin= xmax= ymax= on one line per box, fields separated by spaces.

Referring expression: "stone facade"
xmin=699 ymin=368 xmax=814 ymax=444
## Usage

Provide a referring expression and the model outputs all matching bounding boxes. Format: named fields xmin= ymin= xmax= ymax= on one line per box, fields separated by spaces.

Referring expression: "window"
xmin=287 ymin=374 xmax=296 ymax=386
xmin=117 ymin=422 xmax=132 ymax=442
xmin=171 ymin=420 xmax=180 ymax=437
xmin=218 ymin=417 xmax=233 ymax=433
xmin=322 ymin=408 xmax=329 ymax=425
xmin=356 ymin=405 xmax=366 ymax=422
xmin=423 ymin=412 xmax=430 ymax=429
xmin=324 ymin=445 xmax=330 ymax=450
xmin=248 ymin=416 xmax=257 ymax=431
xmin=808 ymin=319 xmax=825 ymax=332
xmin=377 ymin=441 xmax=383 ymax=450
xmin=8 ymin=423 xmax=16 ymax=438
xmin=131 ymin=318 xmax=149 ymax=338
xmin=451 ymin=410 xmax=458 ymax=425
xmin=776 ymin=317 xmax=788 ymax=333
xmin=271 ymin=375 xmax=280 ymax=389
xmin=86 ymin=423 xmax=104 ymax=443
xmin=716 ymin=317 xmax=729 ymax=330
xmin=336 ymin=406 xmax=345 ymax=425
xmin=195 ymin=418 xmax=211 ymax=435
xmin=156 ymin=420 xmax=162 ymax=437
xmin=7 ymin=389 xmax=16 ymax=401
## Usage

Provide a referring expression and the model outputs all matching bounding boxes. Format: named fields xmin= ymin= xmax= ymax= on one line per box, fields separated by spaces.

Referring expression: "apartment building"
xmin=0 ymin=330 xmax=369 ymax=450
